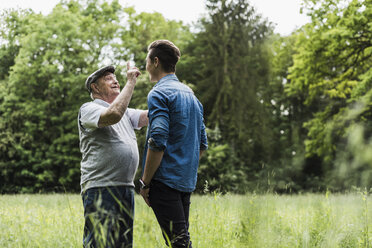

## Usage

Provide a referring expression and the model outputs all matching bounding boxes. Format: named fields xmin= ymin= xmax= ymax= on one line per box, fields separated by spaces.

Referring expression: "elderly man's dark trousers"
xmin=149 ymin=180 xmax=192 ymax=248
xmin=82 ymin=186 xmax=134 ymax=248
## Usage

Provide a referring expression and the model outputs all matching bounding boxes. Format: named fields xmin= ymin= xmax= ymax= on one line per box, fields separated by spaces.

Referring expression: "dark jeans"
xmin=149 ymin=180 xmax=192 ymax=248
xmin=82 ymin=186 xmax=134 ymax=248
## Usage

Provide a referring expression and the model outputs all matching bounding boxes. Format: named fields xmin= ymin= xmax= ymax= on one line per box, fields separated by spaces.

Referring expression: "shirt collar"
xmin=93 ymin=98 xmax=110 ymax=107
xmin=154 ymin=74 xmax=179 ymax=88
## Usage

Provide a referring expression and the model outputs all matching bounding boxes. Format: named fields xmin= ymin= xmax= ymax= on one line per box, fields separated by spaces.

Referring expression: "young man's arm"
xmin=140 ymin=90 xmax=169 ymax=206
xmin=140 ymin=148 xmax=164 ymax=207
xmin=200 ymin=104 xmax=208 ymax=159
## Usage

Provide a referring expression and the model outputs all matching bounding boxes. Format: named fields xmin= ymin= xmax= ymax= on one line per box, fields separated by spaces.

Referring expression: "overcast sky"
xmin=0 ymin=0 xmax=310 ymax=36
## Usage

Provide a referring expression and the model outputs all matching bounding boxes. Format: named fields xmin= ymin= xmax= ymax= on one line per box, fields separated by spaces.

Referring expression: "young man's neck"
xmin=154 ymin=72 xmax=175 ymax=82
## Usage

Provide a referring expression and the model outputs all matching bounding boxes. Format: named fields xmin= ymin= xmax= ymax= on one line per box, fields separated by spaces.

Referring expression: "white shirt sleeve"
xmin=79 ymin=102 xmax=106 ymax=130
xmin=126 ymin=108 xmax=145 ymax=130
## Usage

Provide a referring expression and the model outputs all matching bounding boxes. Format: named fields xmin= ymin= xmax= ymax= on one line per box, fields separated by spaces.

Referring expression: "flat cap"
xmin=85 ymin=65 xmax=115 ymax=92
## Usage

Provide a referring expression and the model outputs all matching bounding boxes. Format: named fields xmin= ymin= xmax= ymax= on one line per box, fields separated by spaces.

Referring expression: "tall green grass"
xmin=0 ymin=192 xmax=371 ymax=247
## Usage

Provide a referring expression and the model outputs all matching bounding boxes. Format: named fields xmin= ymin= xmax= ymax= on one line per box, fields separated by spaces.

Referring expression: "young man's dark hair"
xmin=147 ymin=40 xmax=181 ymax=73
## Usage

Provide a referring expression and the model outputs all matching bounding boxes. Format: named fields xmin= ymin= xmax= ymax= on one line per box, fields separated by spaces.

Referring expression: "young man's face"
xmin=146 ymin=51 xmax=158 ymax=82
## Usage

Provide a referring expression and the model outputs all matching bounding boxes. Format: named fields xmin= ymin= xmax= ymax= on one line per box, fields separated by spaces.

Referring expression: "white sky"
xmin=0 ymin=0 xmax=310 ymax=36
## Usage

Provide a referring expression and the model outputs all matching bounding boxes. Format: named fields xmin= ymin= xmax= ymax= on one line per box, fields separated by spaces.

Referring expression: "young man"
xmin=140 ymin=40 xmax=208 ymax=248
xmin=78 ymin=62 xmax=148 ymax=248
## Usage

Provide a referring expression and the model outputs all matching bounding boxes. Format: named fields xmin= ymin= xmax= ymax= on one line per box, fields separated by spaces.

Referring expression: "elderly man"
xmin=78 ymin=62 xmax=147 ymax=248
xmin=140 ymin=40 xmax=208 ymax=248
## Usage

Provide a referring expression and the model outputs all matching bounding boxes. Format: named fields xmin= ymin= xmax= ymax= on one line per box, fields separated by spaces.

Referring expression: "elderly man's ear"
xmin=91 ymin=83 xmax=99 ymax=93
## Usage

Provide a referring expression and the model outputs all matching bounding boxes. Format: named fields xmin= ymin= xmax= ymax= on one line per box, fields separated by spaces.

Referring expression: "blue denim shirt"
xmin=143 ymin=74 xmax=208 ymax=192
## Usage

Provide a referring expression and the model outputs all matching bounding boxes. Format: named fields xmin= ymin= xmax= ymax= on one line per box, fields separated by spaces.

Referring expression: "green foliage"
xmin=0 ymin=9 xmax=32 ymax=80
xmin=4 ymin=0 xmax=372 ymax=193
xmin=331 ymin=123 xmax=372 ymax=190
xmin=0 ymin=0 xmax=127 ymax=193
xmin=287 ymin=0 xmax=372 ymax=158
xmin=261 ymin=33 xmax=310 ymax=192
xmin=0 ymin=0 xmax=196 ymax=193
xmin=279 ymin=0 xmax=372 ymax=190
xmin=181 ymin=0 xmax=276 ymax=191
xmin=197 ymin=128 xmax=243 ymax=193
xmin=117 ymin=9 xmax=192 ymax=70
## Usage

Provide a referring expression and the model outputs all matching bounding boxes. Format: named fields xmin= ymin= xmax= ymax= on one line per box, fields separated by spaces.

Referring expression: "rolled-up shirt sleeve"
xmin=201 ymin=121 xmax=208 ymax=150
xmin=199 ymin=104 xmax=208 ymax=150
xmin=148 ymin=90 xmax=169 ymax=151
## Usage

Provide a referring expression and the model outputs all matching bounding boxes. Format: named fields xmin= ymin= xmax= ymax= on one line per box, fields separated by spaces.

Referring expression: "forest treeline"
xmin=1 ymin=0 xmax=372 ymax=193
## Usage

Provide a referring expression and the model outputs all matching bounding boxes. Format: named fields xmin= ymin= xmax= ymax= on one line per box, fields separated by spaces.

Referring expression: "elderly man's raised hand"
xmin=126 ymin=61 xmax=141 ymax=83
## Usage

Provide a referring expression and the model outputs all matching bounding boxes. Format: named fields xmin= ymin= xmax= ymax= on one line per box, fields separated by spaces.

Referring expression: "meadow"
xmin=0 ymin=192 xmax=371 ymax=247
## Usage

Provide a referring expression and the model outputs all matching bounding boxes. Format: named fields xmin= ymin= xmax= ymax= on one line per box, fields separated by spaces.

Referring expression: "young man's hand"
xmin=140 ymin=188 xmax=150 ymax=207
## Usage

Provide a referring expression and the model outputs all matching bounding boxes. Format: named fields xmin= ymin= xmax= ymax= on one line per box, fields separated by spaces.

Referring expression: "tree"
xmin=181 ymin=0 xmax=274 ymax=191
xmin=286 ymin=0 xmax=372 ymax=189
xmin=0 ymin=0 xmax=126 ymax=192
xmin=0 ymin=0 xmax=196 ymax=193
xmin=261 ymin=33 xmax=309 ymax=192
xmin=115 ymin=9 xmax=192 ymax=70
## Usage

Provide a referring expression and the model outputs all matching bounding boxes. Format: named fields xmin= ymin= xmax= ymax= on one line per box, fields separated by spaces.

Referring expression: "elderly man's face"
xmin=94 ymin=72 xmax=120 ymax=103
